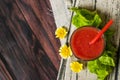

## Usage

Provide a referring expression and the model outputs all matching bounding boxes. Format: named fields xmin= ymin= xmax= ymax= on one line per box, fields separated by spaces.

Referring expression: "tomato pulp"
xmin=70 ymin=27 xmax=105 ymax=60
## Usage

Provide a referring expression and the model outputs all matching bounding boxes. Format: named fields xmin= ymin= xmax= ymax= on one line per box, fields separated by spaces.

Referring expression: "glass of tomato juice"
xmin=70 ymin=27 xmax=105 ymax=61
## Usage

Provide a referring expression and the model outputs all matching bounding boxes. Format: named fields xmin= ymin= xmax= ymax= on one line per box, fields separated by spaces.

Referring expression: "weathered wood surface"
xmin=0 ymin=0 xmax=61 ymax=80
xmin=50 ymin=0 xmax=120 ymax=80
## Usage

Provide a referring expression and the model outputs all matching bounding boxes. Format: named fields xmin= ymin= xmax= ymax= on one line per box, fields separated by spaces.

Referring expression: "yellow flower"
xmin=59 ymin=44 xmax=72 ymax=59
xmin=70 ymin=61 xmax=83 ymax=73
xmin=55 ymin=27 xmax=67 ymax=39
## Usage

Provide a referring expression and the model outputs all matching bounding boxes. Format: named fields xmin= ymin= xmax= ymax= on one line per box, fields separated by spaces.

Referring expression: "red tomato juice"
xmin=70 ymin=27 xmax=105 ymax=60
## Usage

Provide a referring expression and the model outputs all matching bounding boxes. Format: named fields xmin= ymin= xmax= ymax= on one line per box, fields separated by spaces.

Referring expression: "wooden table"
xmin=50 ymin=0 xmax=120 ymax=80
xmin=0 ymin=0 xmax=120 ymax=80
xmin=0 ymin=0 xmax=61 ymax=80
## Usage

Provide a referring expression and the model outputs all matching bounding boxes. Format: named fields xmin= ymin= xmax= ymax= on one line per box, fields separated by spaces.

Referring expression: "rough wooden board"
xmin=50 ymin=0 xmax=120 ymax=80
xmin=49 ymin=0 xmax=72 ymax=46
xmin=77 ymin=0 xmax=95 ymax=9
xmin=96 ymin=0 xmax=120 ymax=80
xmin=118 ymin=54 xmax=120 ymax=80
xmin=96 ymin=0 xmax=120 ymax=47
xmin=50 ymin=0 xmax=76 ymax=79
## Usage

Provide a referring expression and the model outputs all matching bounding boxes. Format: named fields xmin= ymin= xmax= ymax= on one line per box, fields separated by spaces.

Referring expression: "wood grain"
xmin=0 ymin=0 xmax=60 ymax=80
xmin=0 ymin=58 xmax=13 ymax=80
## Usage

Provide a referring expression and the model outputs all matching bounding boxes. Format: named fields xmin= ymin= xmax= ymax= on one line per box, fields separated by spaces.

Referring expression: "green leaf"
xmin=88 ymin=60 xmax=98 ymax=73
xmin=92 ymin=14 xmax=102 ymax=28
xmin=97 ymin=69 xmax=109 ymax=80
xmin=71 ymin=8 xmax=102 ymax=28
xmin=72 ymin=14 xmax=92 ymax=28
xmin=98 ymin=55 xmax=115 ymax=66
xmin=104 ymin=29 xmax=115 ymax=40
xmin=88 ymin=60 xmax=110 ymax=80
xmin=105 ymin=41 xmax=117 ymax=54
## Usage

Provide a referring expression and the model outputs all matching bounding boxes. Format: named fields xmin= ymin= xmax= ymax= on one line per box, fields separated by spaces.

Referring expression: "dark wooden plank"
xmin=0 ymin=58 xmax=13 ymax=80
xmin=0 ymin=0 xmax=60 ymax=80
xmin=15 ymin=0 xmax=61 ymax=69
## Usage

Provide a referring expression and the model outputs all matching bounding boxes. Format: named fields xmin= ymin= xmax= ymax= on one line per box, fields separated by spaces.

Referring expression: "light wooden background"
xmin=50 ymin=0 xmax=120 ymax=80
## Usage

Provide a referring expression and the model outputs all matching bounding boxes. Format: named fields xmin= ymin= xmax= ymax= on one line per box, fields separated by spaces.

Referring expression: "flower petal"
xmin=70 ymin=61 xmax=83 ymax=73
xmin=55 ymin=27 xmax=67 ymax=39
xmin=59 ymin=44 xmax=72 ymax=59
